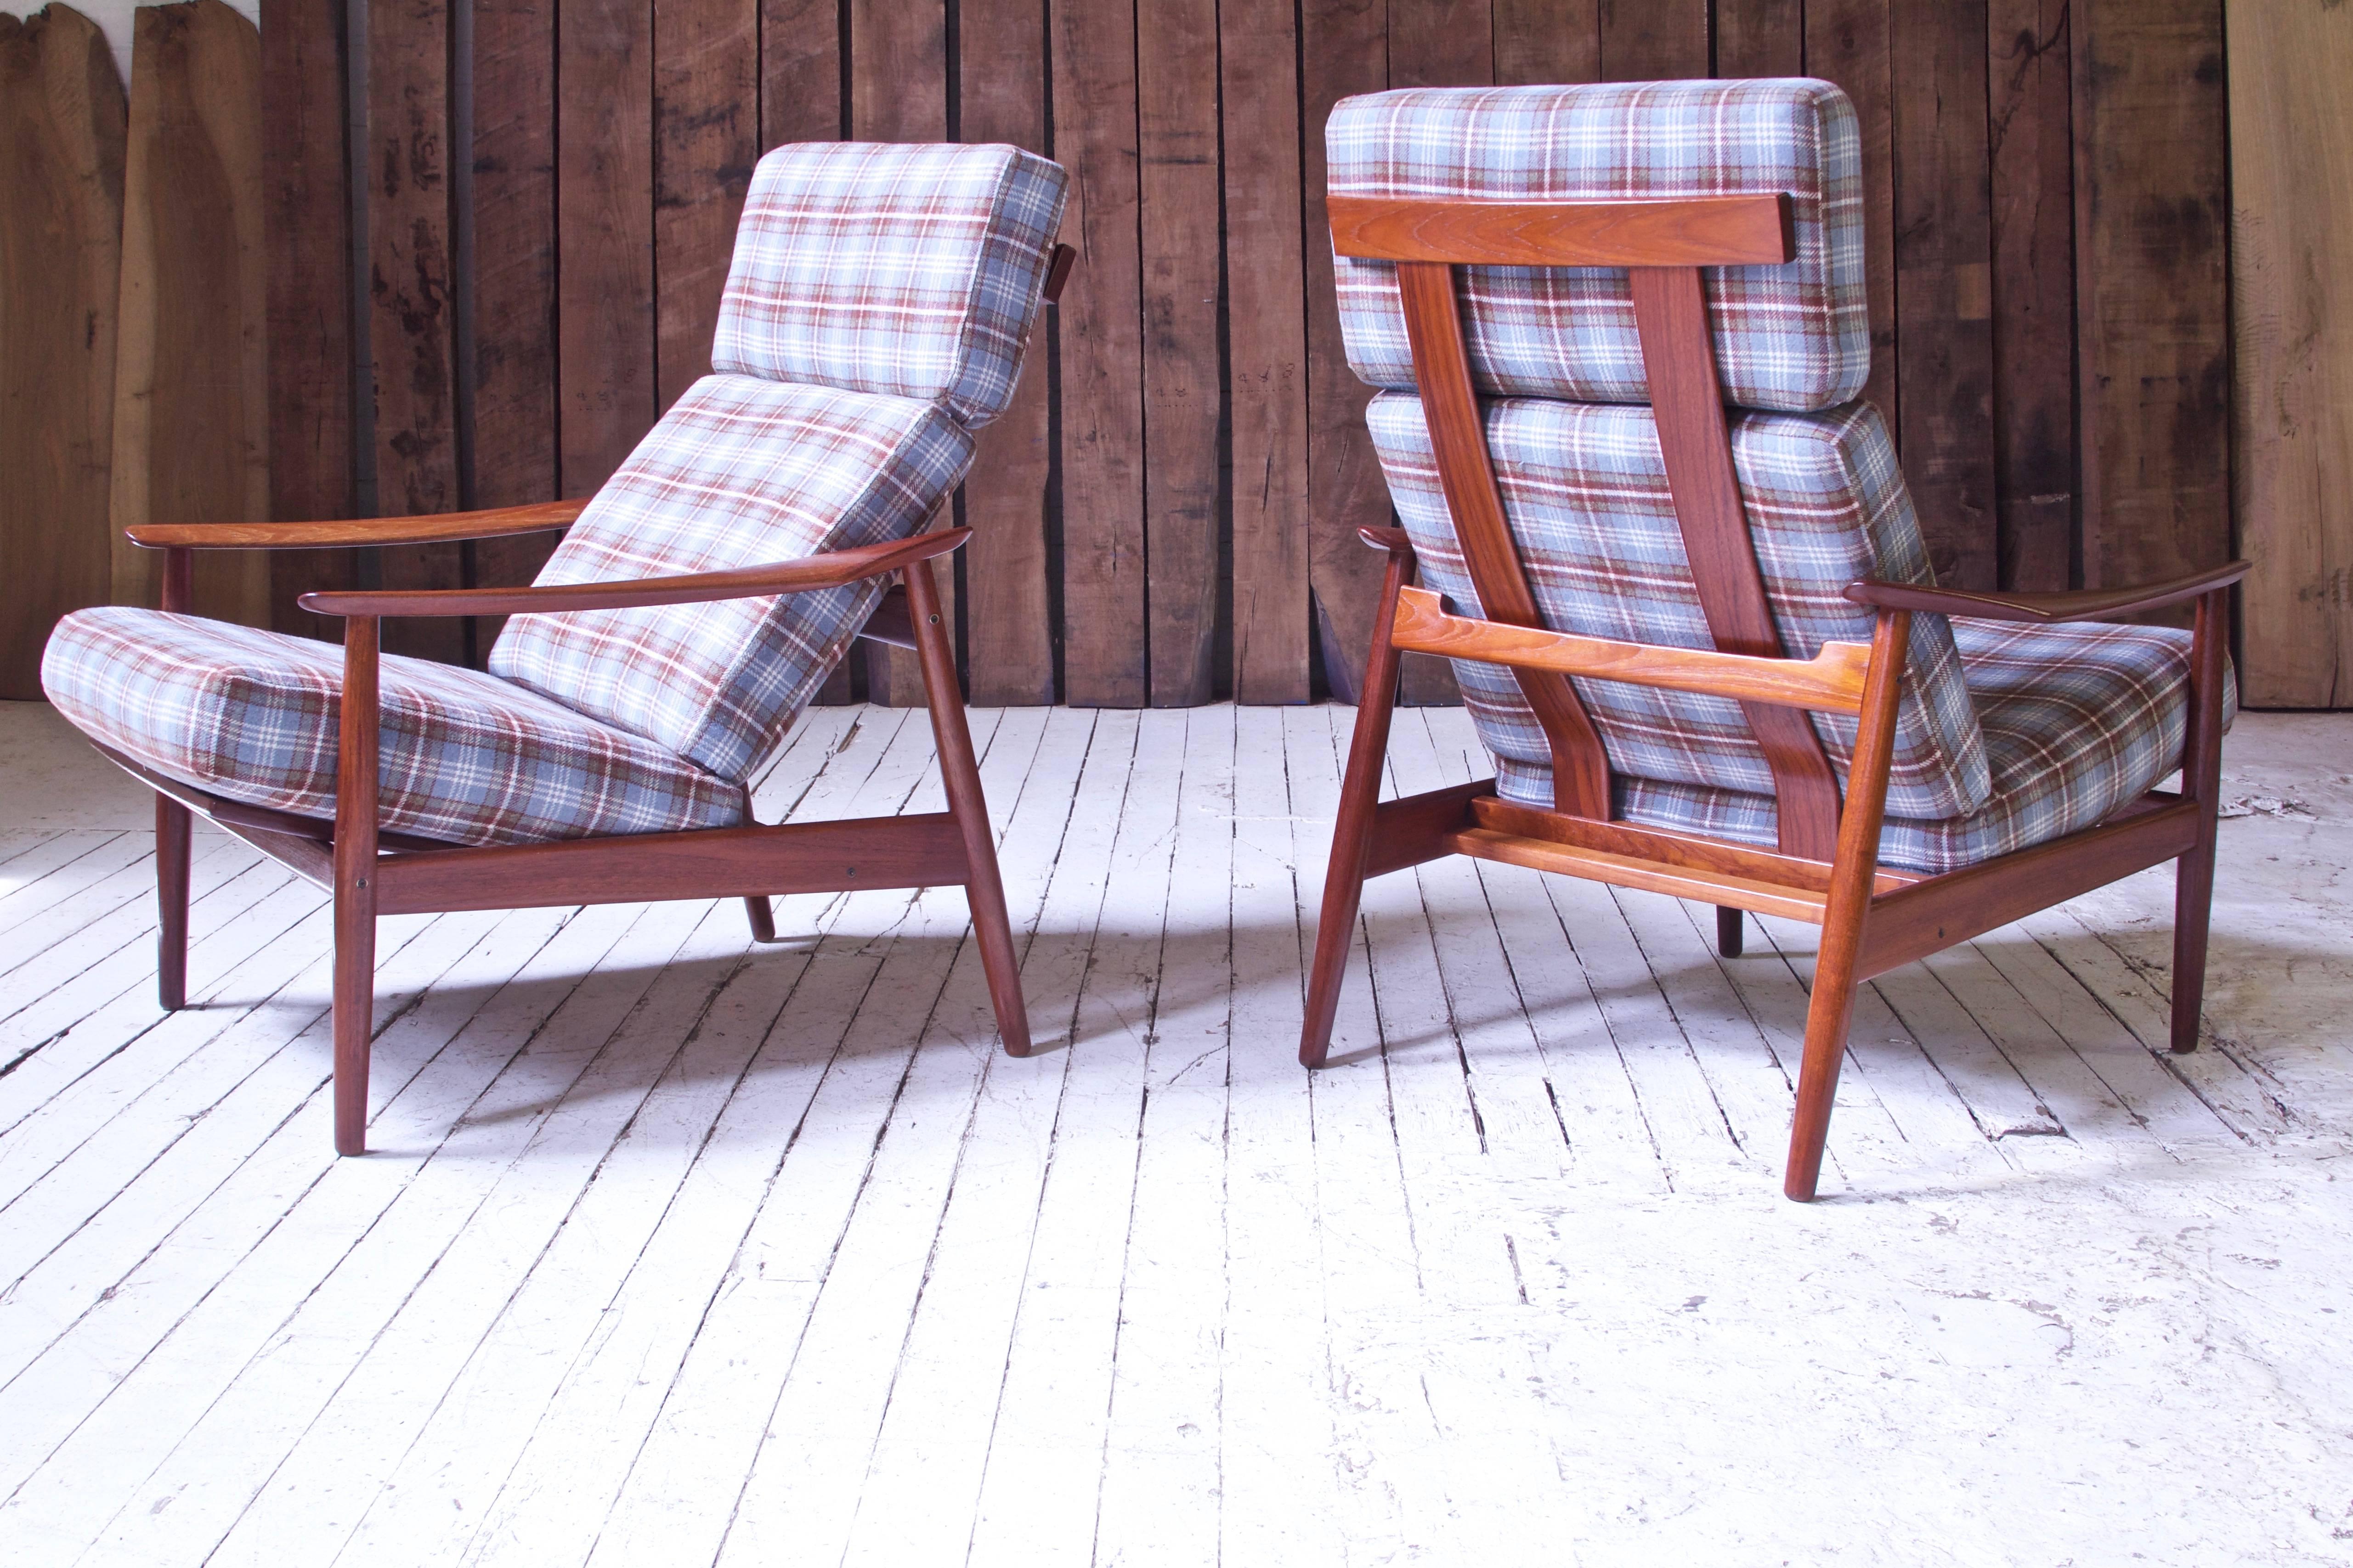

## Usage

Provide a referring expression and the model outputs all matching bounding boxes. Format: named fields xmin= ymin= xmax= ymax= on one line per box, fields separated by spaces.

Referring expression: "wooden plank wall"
xmin=255 ymin=0 xmax=2237 ymax=706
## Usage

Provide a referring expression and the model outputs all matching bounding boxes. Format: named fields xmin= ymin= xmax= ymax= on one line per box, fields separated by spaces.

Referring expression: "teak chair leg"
xmin=907 ymin=558 xmax=1031 ymax=1057
xmin=2169 ymin=585 xmax=2229 ymax=1055
xmin=744 ymin=895 xmax=779 ymax=943
xmin=157 ymin=795 xmax=191 ymax=1010
xmin=1301 ymin=549 xmax=1413 ymax=1069
xmin=1715 ymin=905 xmax=1743 ymax=959
xmin=333 ymin=616 xmax=383 ymax=1156
xmin=1783 ymin=609 xmax=1909 ymax=1202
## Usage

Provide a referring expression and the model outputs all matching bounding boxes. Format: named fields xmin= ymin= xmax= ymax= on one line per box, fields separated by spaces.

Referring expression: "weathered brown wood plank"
xmin=1053 ymin=0 xmax=1148 ymax=707
xmin=1714 ymin=0 xmax=1801 ymax=77
xmin=558 ymin=0 xmax=656 ymax=499
xmin=1598 ymin=0 xmax=1709 ymax=80
xmin=850 ymin=0 xmax=947 ymax=708
xmin=1138 ymin=0 xmax=1223 ymax=706
xmin=1494 ymin=0 xmax=1598 ymax=85
xmin=961 ymin=0 xmax=1056 ymax=706
xmin=110 ymin=0 xmax=270 ymax=628
xmin=2229 ymin=0 xmax=2353 ymax=706
xmin=0 ymin=5 xmax=124 ymax=696
xmin=368 ymin=0 xmax=464 ymax=661
xmin=260 ymin=0 xmax=354 ymax=642
xmin=1890 ymin=0 xmax=1995 ymax=590
xmin=1805 ymin=0 xmax=1896 ymax=430
xmin=1222 ymin=0 xmax=1310 ymax=703
xmin=1987 ymin=0 xmax=2074 ymax=592
xmin=2071 ymin=0 xmax=2229 ymax=600
xmin=468 ymin=0 xmax=561 ymax=643
xmin=654 ymin=0 xmax=755 ymax=412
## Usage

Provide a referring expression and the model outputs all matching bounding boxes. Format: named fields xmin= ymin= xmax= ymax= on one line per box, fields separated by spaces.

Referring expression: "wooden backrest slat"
xmin=1392 ymin=260 xmax=1613 ymax=818
xmin=1329 ymin=194 xmax=1796 ymax=268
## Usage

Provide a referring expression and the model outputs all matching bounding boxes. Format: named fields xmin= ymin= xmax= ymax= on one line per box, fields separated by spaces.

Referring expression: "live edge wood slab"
xmin=1304 ymin=192 xmax=2248 ymax=1201
xmin=107 ymin=502 xmax=1031 ymax=1159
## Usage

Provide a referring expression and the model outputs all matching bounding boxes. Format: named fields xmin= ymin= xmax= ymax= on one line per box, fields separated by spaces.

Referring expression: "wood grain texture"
xmin=960 ymin=0 xmax=1055 ymax=705
xmin=1053 ymin=0 xmax=1147 ymax=707
xmin=109 ymin=0 xmax=270 ymax=628
xmin=1329 ymin=194 xmax=1794 ymax=267
xmin=851 ymin=0 xmax=947 ymax=707
xmin=469 ymin=0 xmax=562 ymax=613
xmin=1494 ymin=0 xmax=1598 ymax=85
xmin=1988 ymin=0 xmax=2074 ymax=592
xmin=2229 ymin=0 xmax=2353 ymax=706
xmin=1391 ymin=586 xmax=1871 ymax=711
xmin=558 ymin=0 xmax=655 ymax=497
xmin=368 ymin=0 xmax=464 ymax=661
xmin=654 ymin=0 xmax=755 ymax=411
xmin=128 ymin=499 xmax=582 ymax=549
xmin=2072 ymin=0 xmax=2229 ymax=597
xmin=1804 ymin=0 xmax=1896 ymax=425
xmin=1301 ymin=0 xmax=1398 ymax=706
xmin=1599 ymin=0 xmax=1710 ymax=80
xmin=0 ymin=4 xmax=124 ymax=697
xmin=1222 ymin=0 xmax=1310 ymax=702
xmin=259 ymin=0 xmax=355 ymax=642
xmin=1138 ymin=0 xmax=1223 ymax=706
xmin=1890 ymin=0 xmax=1995 ymax=589
xmin=1714 ymin=0 xmax=1801 ymax=76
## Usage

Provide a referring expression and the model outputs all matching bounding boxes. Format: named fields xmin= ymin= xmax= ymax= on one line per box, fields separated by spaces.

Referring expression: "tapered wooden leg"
xmin=333 ymin=616 xmax=383 ymax=1156
xmin=156 ymin=795 xmax=191 ymax=1010
xmin=744 ymin=895 xmax=778 ymax=943
xmin=1301 ymin=546 xmax=1413 ymax=1069
xmin=2170 ymin=586 xmax=2229 ymax=1054
xmin=907 ymin=558 xmax=1031 ymax=1056
xmin=1784 ymin=610 xmax=1909 ymax=1202
xmin=1715 ymin=905 xmax=1742 ymax=958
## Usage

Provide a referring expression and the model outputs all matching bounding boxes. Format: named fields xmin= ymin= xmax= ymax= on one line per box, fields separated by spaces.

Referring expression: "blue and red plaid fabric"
xmin=1369 ymin=393 xmax=1991 ymax=822
xmin=713 ymin=141 xmax=1069 ymax=429
xmin=1588 ymin=620 xmax=2240 ymax=875
xmin=1328 ymin=80 xmax=1868 ymax=414
xmin=489 ymin=376 xmax=975 ymax=782
xmin=42 ymin=609 xmax=742 ymax=847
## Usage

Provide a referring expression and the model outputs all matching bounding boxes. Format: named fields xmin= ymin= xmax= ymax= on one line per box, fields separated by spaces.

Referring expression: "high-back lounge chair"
xmin=43 ymin=141 xmax=1075 ymax=1156
xmin=1301 ymin=81 xmax=2243 ymax=1200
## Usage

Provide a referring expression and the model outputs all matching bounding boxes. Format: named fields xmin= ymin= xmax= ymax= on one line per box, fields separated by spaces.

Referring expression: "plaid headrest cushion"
xmin=1328 ymin=79 xmax=1869 ymax=413
xmin=713 ymin=141 xmax=1069 ymax=428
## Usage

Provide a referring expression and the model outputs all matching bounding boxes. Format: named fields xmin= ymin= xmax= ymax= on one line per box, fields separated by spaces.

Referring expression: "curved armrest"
xmin=1844 ymin=560 xmax=2249 ymax=624
xmin=127 ymin=500 xmax=586 ymax=552
xmin=298 ymin=527 xmax=970 ymax=619
xmin=1357 ymin=525 xmax=1416 ymax=558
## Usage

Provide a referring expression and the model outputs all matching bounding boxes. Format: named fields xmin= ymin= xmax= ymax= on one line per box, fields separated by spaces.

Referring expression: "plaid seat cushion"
xmin=1568 ymin=620 xmax=2242 ymax=876
xmin=41 ymin=608 xmax=742 ymax=848
xmin=713 ymin=141 xmax=1068 ymax=429
xmin=1367 ymin=391 xmax=1990 ymax=821
xmin=489 ymin=376 xmax=974 ymax=782
xmin=1329 ymin=79 xmax=1868 ymax=414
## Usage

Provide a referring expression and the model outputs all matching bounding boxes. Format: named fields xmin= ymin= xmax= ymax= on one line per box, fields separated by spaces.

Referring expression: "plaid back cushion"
xmin=1366 ymin=393 xmax=1991 ymax=821
xmin=1329 ymin=80 xmax=1867 ymax=413
xmin=712 ymin=141 xmax=1068 ymax=428
xmin=489 ymin=376 xmax=974 ymax=781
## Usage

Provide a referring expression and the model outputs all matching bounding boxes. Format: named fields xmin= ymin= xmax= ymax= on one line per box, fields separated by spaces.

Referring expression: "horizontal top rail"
xmin=1327 ymin=193 xmax=1796 ymax=268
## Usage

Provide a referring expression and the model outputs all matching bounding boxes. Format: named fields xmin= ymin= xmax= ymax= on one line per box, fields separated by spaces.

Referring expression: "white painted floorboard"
xmin=1 ymin=699 xmax=2350 ymax=1566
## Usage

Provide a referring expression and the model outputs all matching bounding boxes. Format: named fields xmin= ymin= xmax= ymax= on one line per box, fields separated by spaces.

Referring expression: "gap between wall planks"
xmin=255 ymin=0 xmax=2239 ymax=710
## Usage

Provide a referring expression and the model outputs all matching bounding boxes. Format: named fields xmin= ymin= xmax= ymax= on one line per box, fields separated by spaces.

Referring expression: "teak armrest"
xmin=126 ymin=500 xmax=587 ymax=552
xmin=298 ymin=527 xmax=971 ymax=619
xmin=1844 ymin=561 xmax=2250 ymax=624
xmin=1357 ymin=525 xmax=1416 ymax=558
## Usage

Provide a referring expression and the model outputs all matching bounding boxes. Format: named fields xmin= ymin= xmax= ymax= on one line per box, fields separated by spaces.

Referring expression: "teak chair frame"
xmin=1304 ymin=194 xmax=2247 ymax=1201
xmin=111 ymin=244 xmax=1075 ymax=1158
